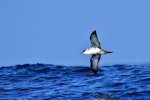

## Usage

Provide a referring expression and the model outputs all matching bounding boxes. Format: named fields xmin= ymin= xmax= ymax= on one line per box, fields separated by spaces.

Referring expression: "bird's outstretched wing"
xmin=90 ymin=30 xmax=101 ymax=48
xmin=90 ymin=54 xmax=101 ymax=74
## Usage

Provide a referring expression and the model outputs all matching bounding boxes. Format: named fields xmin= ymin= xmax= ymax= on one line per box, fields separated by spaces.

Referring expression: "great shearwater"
xmin=82 ymin=30 xmax=112 ymax=74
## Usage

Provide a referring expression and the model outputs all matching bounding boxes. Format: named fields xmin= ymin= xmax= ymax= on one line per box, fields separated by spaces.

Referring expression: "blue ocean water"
xmin=0 ymin=64 xmax=150 ymax=100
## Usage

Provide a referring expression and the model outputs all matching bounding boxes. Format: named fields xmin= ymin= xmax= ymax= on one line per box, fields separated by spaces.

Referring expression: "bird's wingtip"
xmin=93 ymin=30 xmax=96 ymax=33
xmin=90 ymin=30 xmax=97 ymax=37
xmin=92 ymin=69 xmax=98 ymax=75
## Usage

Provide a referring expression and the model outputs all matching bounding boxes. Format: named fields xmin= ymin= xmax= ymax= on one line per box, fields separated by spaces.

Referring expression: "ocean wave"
xmin=0 ymin=64 xmax=150 ymax=100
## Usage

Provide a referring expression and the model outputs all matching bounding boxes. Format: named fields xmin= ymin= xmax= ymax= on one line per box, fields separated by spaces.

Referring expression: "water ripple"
xmin=0 ymin=64 xmax=150 ymax=100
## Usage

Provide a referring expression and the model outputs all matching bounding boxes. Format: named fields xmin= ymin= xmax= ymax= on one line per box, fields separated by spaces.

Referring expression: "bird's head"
xmin=82 ymin=49 xmax=89 ymax=54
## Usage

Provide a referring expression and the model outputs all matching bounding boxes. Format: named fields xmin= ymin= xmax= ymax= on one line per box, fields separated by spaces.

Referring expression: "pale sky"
xmin=0 ymin=0 xmax=150 ymax=66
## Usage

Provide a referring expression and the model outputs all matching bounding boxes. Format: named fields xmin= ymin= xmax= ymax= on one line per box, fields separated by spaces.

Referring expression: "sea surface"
xmin=0 ymin=64 xmax=150 ymax=100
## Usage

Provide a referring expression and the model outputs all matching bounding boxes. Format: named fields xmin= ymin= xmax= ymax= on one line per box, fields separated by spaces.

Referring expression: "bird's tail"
xmin=103 ymin=50 xmax=113 ymax=54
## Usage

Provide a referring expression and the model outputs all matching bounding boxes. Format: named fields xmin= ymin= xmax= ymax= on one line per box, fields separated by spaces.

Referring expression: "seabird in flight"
xmin=82 ymin=30 xmax=112 ymax=74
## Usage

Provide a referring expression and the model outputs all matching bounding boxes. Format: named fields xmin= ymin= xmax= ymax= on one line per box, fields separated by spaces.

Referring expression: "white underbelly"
xmin=86 ymin=47 xmax=101 ymax=54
